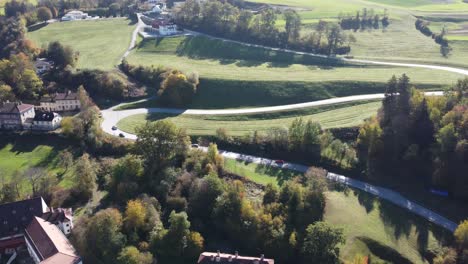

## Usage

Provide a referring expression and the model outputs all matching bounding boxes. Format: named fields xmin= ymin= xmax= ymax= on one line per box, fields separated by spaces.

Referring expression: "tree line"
xmin=357 ymin=75 xmax=467 ymax=200
xmin=339 ymin=8 xmax=390 ymax=32
xmin=415 ymin=18 xmax=451 ymax=57
xmin=174 ymin=0 xmax=353 ymax=55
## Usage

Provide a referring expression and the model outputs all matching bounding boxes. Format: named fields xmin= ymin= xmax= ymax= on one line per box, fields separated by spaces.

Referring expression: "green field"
xmin=223 ymin=158 xmax=451 ymax=264
xmin=117 ymin=101 xmax=381 ymax=136
xmin=127 ymin=36 xmax=465 ymax=85
xmin=249 ymin=0 xmax=468 ymax=68
xmin=0 ymin=137 xmax=75 ymax=192
xmin=27 ymin=18 xmax=135 ymax=70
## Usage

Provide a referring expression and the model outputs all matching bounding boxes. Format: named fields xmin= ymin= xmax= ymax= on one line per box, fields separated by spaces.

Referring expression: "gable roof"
xmin=0 ymin=102 xmax=34 ymax=114
xmin=25 ymin=217 xmax=80 ymax=264
xmin=42 ymin=208 xmax=72 ymax=224
xmin=198 ymin=252 xmax=274 ymax=264
xmin=54 ymin=91 xmax=78 ymax=101
xmin=0 ymin=197 xmax=49 ymax=238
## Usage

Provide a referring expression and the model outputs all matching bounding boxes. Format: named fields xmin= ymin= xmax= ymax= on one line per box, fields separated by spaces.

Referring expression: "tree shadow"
xmin=253 ymin=163 xmax=297 ymax=186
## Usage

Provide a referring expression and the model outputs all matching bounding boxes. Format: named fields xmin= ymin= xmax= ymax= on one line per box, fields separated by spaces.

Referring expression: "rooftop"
xmin=25 ymin=217 xmax=80 ymax=264
xmin=33 ymin=111 xmax=59 ymax=122
xmin=0 ymin=197 xmax=48 ymax=238
xmin=198 ymin=252 xmax=274 ymax=264
xmin=0 ymin=102 xmax=34 ymax=114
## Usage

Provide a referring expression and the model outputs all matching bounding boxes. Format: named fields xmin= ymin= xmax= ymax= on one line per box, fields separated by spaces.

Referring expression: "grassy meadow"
xmin=223 ymin=158 xmax=452 ymax=264
xmin=27 ymin=18 xmax=135 ymax=69
xmin=117 ymin=101 xmax=381 ymax=136
xmin=0 ymin=136 xmax=76 ymax=192
xmin=128 ymin=36 xmax=465 ymax=85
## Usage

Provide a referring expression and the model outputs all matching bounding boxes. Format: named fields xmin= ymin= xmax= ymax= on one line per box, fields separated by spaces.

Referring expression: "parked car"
xmin=191 ymin=144 xmax=199 ymax=148
xmin=274 ymin=160 xmax=285 ymax=167
xmin=112 ymin=126 xmax=118 ymax=131
xmin=119 ymin=133 xmax=125 ymax=138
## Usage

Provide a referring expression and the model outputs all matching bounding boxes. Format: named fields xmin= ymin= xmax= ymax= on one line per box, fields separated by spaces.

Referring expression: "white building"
xmin=32 ymin=111 xmax=62 ymax=131
xmin=34 ymin=58 xmax=54 ymax=75
xmin=152 ymin=20 xmax=178 ymax=35
xmin=39 ymin=91 xmax=81 ymax=112
xmin=61 ymin=10 xmax=90 ymax=21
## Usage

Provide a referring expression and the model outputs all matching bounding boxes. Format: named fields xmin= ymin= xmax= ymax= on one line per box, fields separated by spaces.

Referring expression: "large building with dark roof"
xmin=0 ymin=197 xmax=79 ymax=264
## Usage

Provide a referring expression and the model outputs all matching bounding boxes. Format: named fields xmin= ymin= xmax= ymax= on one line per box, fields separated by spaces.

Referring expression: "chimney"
xmin=228 ymin=255 xmax=232 ymax=262
xmin=235 ymin=251 xmax=238 ymax=258
xmin=216 ymin=251 xmax=221 ymax=262
xmin=210 ymin=255 xmax=215 ymax=261
xmin=261 ymin=254 xmax=264 ymax=261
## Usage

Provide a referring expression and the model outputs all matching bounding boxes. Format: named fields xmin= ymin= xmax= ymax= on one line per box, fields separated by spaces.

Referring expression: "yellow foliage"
xmin=125 ymin=200 xmax=146 ymax=230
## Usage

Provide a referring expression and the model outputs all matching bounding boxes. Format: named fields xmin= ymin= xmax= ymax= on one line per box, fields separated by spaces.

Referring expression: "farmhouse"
xmin=39 ymin=90 xmax=81 ymax=112
xmin=0 ymin=102 xmax=35 ymax=130
xmin=198 ymin=251 xmax=274 ymax=264
xmin=34 ymin=58 xmax=54 ymax=75
xmin=152 ymin=19 xmax=178 ymax=35
xmin=0 ymin=197 xmax=79 ymax=264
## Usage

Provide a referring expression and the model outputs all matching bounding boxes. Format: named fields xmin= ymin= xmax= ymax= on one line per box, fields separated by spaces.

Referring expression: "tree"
xmin=186 ymin=231 xmax=204 ymax=259
xmin=455 ymin=220 xmax=468 ymax=249
xmin=124 ymin=199 xmax=147 ymax=232
xmin=47 ymin=41 xmax=77 ymax=68
xmin=135 ymin=120 xmax=189 ymax=173
xmin=158 ymin=70 xmax=198 ymax=107
xmin=263 ymin=183 xmax=279 ymax=205
xmin=284 ymin=9 xmax=301 ymax=43
xmin=37 ymin=7 xmax=52 ymax=22
xmin=76 ymin=208 xmax=126 ymax=263
xmin=117 ymin=246 xmax=153 ymax=264
xmin=108 ymin=155 xmax=144 ymax=202
xmin=74 ymin=154 xmax=96 ymax=201
xmin=301 ymin=221 xmax=344 ymax=264
xmin=0 ymin=84 xmax=15 ymax=102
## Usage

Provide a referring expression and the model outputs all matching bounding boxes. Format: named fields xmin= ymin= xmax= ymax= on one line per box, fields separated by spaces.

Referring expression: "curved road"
xmin=106 ymin=24 xmax=468 ymax=232
xmin=101 ymin=91 xmax=443 ymax=139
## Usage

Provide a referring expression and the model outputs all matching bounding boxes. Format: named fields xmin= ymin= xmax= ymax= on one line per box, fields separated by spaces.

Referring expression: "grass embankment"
xmin=223 ymin=158 xmax=452 ymax=264
xmin=127 ymin=36 xmax=465 ymax=85
xmin=27 ymin=18 xmax=135 ymax=70
xmin=117 ymin=80 xmax=394 ymax=110
xmin=117 ymin=101 xmax=381 ymax=136
xmin=0 ymin=136 xmax=75 ymax=191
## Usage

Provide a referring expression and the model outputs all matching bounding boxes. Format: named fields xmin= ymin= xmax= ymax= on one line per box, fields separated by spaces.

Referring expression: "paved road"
xmin=202 ymin=147 xmax=459 ymax=232
xmin=101 ymin=91 xmax=443 ymax=139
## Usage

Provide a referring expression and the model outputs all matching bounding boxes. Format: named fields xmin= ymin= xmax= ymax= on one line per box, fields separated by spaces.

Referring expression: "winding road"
xmin=105 ymin=20 xmax=468 ymax=232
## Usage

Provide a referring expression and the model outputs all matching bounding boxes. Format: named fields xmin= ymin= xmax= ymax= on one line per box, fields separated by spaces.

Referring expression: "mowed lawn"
xmin=127 ymin=36 xmax=465 ymax=85
xmin=223 ymin=159 xmax=451 ymax=264
xmin=27 ymin=18 xmax=135 ymax=70
xmin=117 ymin=101 xmax=381 ymax=136
xmin=0 ymin=137 xmax=75 ymax=190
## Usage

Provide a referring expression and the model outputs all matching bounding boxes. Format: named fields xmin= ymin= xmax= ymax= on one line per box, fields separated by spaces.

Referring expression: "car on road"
xmin=119 ymin=133 xmax=125 ymax=138
xmin=274 ymin=160 xmax=285 ymax=167
xmin=191 ymin=144 xmax=199 ymax=148
xmin=112 ymin=126 xmax=118 ymax=130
